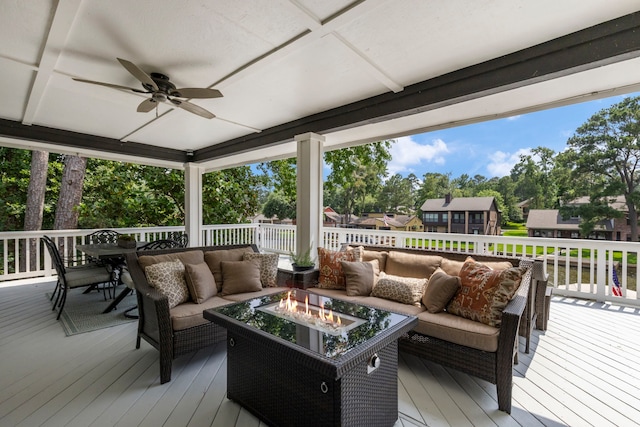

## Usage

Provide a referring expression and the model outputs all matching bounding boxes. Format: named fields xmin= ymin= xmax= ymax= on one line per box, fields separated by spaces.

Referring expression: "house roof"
xmin=526 ymin=209 xmax=612 ymax=231
xmin=420 ymin=197 xmax=497 ymax=212
xmin=1 ymin=2 xmax=640 ymax=171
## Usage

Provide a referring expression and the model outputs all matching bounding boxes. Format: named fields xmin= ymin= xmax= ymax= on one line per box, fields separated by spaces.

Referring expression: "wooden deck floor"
xmin=1 ymin=279 xmax=640 ymax=427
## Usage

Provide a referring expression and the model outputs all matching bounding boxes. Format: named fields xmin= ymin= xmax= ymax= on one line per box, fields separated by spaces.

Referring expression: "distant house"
xmin=526 ymin=196 xmax=631 ymax=241
xmin=517 ymin=198 xmax=532 ymax=222
xmin=420 ymin=194 xmax=501 ymax=235
xmin=349 ymin=212 xmax=423 ymax=232
xmin=323 ymin=206 xmax=357 ymax=227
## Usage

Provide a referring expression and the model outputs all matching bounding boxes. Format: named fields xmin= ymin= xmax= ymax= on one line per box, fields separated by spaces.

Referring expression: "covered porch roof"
xmin=1 ymin=1 xmax=640 ymax=171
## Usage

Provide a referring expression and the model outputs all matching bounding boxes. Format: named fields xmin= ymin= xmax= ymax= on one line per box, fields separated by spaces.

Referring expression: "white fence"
xmin=2 ymin=225 xmax=639 ymax=307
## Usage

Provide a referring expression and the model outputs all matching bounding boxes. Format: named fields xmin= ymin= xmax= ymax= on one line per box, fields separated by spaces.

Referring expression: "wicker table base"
xmin=225 ymin=325 xmax=400 ymax=427
xmin=204 ymin=291 xmax=416 ymax=427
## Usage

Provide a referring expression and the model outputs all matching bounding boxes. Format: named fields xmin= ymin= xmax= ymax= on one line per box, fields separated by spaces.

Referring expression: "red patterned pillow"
xmin=447 ymin=259 xmax=526 ymax=327
xmin=317 ymin=247 xmax=360 ymax=289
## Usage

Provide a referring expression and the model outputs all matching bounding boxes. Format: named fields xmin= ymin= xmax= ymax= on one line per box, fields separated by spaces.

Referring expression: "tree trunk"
xmin=22 ymin=151 xmax=48 ymax=272
xmin=54 ymin=155 xmax=87 ymax=259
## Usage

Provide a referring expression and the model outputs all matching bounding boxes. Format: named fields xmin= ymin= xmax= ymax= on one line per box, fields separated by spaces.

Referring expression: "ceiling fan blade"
xmin=137 ymin=99 xmax=157 ymax=113
xmin=117 ymin=58 xmax=158 ymax=91
xmin=170 ymin=88 xmax=223 ymax=99
xmin=72 ymin=78 xmax=147 ymax=93
xmin=170 ymin=99 xmax=215 ymax=119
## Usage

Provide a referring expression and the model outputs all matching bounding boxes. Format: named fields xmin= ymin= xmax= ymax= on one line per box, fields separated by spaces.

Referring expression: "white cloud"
xmin=506 ymin=115 xmax=522 ymax=121
xmin=487 ymin=148 xmax=531 ymax=177
xmin=388 ymin=136 xmax=449 ymax=175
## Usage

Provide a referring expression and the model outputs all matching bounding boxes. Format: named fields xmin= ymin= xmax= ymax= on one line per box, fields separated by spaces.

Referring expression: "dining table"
xmin=76 ymin=242 xmax=146 ymax=313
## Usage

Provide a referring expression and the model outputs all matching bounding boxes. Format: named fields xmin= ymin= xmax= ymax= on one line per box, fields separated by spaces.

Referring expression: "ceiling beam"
xmin=194 ymin=11 xmax=640 ymax=161
xmin=22 ymin=0 xmax=82 ymax=125
xmin=0 ymin=118 xmax=186 ymax=163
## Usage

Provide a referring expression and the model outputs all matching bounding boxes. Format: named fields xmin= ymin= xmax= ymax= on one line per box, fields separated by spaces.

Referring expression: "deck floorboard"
xmin=1 ymin=280 xmax=639 ymax=426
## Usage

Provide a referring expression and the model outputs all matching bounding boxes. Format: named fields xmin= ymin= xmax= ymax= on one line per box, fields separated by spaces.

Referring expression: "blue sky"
xmin=384 ymin=92 xmax=640 ymax=180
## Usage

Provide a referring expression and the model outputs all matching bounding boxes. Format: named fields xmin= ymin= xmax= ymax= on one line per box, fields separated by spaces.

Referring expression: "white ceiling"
xmin=1 ymin=0 xmax=640 ymax=171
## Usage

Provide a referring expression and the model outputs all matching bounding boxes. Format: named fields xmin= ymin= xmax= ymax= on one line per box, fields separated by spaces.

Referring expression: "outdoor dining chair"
xmin=42 ymin=236 xmax=113 ymax=320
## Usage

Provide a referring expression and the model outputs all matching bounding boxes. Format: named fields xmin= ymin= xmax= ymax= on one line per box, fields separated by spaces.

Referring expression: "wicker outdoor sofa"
xmin=125 ymin=244 xmax=289 ymax=384
xmin=126 ymin=243 xmax=542 ymax=414
xmin=305 ymin=245 xmax=541 ymax=414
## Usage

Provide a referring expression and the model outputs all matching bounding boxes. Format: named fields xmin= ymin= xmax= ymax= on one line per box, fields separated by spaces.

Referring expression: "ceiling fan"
xmin=73 ymin=58 xmax=222 ymax=119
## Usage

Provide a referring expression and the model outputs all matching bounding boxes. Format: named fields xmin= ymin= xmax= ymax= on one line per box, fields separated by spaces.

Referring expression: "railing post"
xmin=596 ymin=248 xmax=607 ymax=302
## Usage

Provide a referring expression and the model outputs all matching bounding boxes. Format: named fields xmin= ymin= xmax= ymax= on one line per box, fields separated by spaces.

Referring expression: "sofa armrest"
xmin=497 ymin=261 xmax=531 ymax=362
xmin=125 ymin=252 xmax=173 ymax=350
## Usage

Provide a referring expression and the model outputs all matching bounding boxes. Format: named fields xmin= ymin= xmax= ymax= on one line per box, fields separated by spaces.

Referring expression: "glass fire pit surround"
xmin=210 ymin=289 xmax=412 ymax=358
xmin=204 ymin=289 xmax=418 ymax=427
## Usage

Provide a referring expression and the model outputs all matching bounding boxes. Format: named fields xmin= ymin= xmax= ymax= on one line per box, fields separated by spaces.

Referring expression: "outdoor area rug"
xmin=46 ymin=289 xmax=137 ymax=336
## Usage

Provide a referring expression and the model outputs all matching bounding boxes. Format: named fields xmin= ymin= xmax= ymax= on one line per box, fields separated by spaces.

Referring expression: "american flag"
xmin=612 ymin=267 xmax=622 ymax=297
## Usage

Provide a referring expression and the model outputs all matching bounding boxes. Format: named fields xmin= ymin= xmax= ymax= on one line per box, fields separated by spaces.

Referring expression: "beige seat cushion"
xmin=169 ymin=296 xmax=233 ymax=330
xmin=204 ymin=247 xmax=255 ymax=292
xmin=307 ymin=287 xmax=364 ymax=304
xmin=413 ymin=311 xmax=500 ymax=352
xmin=359 ymin=295 xmax=426 ymax=317
xmin=221 ymin=286 xmax=288 ymax=302
xmin=384 ymin=251 xmax=442 ymax=279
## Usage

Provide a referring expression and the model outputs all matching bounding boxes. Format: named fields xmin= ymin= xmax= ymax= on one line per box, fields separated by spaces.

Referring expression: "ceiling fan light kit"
xmin=73 ymin=58 xmax=222 ymax=119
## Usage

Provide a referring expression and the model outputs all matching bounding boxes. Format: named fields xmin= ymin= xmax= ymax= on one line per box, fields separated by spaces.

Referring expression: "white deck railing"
xmin=2 ymin=224 xmax=638 ymax=307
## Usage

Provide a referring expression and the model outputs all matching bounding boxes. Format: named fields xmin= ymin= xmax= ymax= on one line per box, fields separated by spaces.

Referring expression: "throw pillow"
xmin=317 ymin=247 xmax=360 ymax=289
xmin=341 ymin=259 xmax=380 ymax=296
xmin=204 ymin=247 xmax=255 ymax=292
xmin=447 ymin=259 xmax=526 ymax=327
xmin=243 ymin=252 xmax=279 ymax=287
xmin=422 ymin=268 xmax=460 ymax=313
xmin=220 ymin=259 xmax=263 ymax=296
xmin=371 ymin=272 xmax=428 ymax=307
xmin=145 ymin=260 xmax=190 ymax=308
xmin=184 ymin=262 xmax=217 ymax=303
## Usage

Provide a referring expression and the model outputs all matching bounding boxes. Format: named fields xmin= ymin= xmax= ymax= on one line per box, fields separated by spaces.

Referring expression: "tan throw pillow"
xmin=422 ymin=268 xmax=460 ymax=313
xmin=447 ymin=259 xmax=526 ymax=327
xmin=371 ymin=272 xmax=427 ymax=307
xmin=220 ymin=259 xmax=263 ymax=296
xmin=184 ymin=262 xmax=217 ymax=303
xmin=341 ymin=259 xmax=380 ymax=296
xmin=145 ymin=260 xmax=189 ymax=308
xmin=243 ymin=252 xmax=279 ymax=287
xmin=204 ymin=247 xmax=255 ymax=292
xmin=384 ymin=251 xmax=442 ymax=279
xmin=317 ymin=247 xmax=359 ymax=289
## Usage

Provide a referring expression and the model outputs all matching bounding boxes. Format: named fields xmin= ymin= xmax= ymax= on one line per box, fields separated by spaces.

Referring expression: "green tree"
xmin=262 ymin=191 xmax=296 ymax=220
xmin=324 ymin=141 xmax=392 ymax=219
xmin=560 ymin=96 xmax=640 ymax=240
xmin=415 ymin=172 xmax=451 ymax=211
xmin=378 ymin=173 xmax=416 ymax=214
xmin=511 ymin=147 xmax=557 ymax=209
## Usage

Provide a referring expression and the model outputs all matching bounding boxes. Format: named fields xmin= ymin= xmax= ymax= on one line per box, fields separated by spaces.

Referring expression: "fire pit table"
xmin=203 ymin=289 xmax=417 ymax=427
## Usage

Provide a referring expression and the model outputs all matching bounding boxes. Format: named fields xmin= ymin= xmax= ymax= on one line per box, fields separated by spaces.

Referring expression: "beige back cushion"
xmin=204 ymin=247 xmax=255 ymax=292
xmin=138 ymin=250 xmax=204 ymax=272
xmin=440 ymin=257 xmax=515 ymax=276
xmin=362 ymin=250 xmax=388 ymax=272
xmin=384 ymin=251 xmax=442 ymax=279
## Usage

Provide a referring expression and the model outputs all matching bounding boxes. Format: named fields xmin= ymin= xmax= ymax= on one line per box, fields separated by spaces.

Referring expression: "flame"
xmin=278 ymin=292 xmax=343 ymax=327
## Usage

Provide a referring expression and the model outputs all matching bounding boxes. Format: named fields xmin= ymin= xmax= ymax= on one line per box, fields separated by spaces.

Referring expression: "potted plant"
xmin=117 ymin=234 xmax=137 ymax=248
xmin=290 ymin=245 xmax=315 ymax=271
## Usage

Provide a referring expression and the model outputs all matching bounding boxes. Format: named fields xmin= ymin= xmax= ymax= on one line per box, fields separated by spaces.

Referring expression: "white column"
xmin=184 ymin=163 xmax=203 ymax=247
xmin=295 ymin=132 xmax=324 ymax=263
